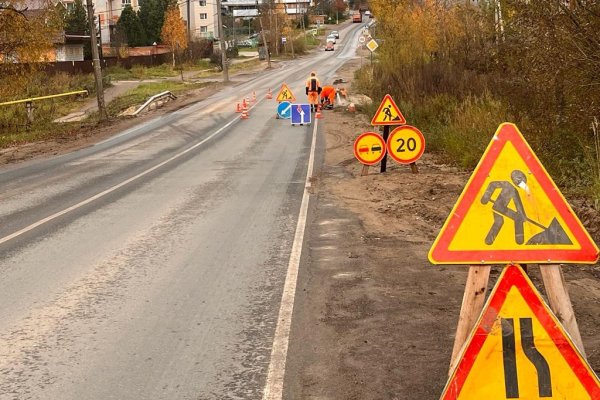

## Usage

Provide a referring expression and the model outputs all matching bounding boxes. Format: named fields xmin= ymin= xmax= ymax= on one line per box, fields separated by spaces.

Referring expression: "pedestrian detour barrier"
xmin=429 ymin=122 xmax=600 ymax=400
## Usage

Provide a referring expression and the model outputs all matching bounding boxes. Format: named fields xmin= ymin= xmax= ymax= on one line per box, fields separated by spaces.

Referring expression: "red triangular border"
xmin=441 ymin=265 xmax=600 ymax=399
xmin=429 ymin=123 xmax=599 ymax=264
xmin=371 ymin=94 xmax=407 ymax=126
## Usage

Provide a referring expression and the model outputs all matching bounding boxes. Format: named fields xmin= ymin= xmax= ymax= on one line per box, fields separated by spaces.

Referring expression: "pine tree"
xmin=116 ymin=4 xmax=147 ymax=47
xmin=64 ymin=0 xmax=88 ymax=34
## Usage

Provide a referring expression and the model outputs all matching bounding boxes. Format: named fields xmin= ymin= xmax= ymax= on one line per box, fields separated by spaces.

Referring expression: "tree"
xmin=138 ymin=0 xmax=177 ymax=45
xmin=0 ymin=0 xmax=62 ymax=98
xmin=64 ymin=0 xmax=88 ymax=34
xmin=160 ymin=5 xmax=188 ymax=66
xmin=116 ymin=4 xmax=147 ymax=47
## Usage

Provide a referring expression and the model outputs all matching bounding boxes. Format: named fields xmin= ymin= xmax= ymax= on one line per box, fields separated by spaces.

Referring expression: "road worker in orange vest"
xmin=320 ymin=85 xmax=336 ymax=109
xmin=305 ymin=72 xmax=322 ymax=112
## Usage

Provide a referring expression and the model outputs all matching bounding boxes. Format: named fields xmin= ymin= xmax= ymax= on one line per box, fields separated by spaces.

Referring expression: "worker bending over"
xmin=305 ymin=72 xmax=322 ymax=112
xmin=320 ymin=85 xmax=336 ymax=109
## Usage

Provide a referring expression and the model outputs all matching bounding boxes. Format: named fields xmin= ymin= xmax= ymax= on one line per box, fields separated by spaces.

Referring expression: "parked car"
xmin=330 ymin=30 xmax=340 ymax=39
xmin=326 ymin=34 xmax=337 ymax=44
xmin=325 ymin=42 xmax=335 ymax=51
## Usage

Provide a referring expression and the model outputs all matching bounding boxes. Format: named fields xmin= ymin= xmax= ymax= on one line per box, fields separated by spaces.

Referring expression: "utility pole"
xmin=187 ymin=0 xmax=192 ymax=58
xmin=257 ymin=0 xmax=271 ymax=69
xmin=86 ymin=0 xmax=107 ymax=121
xmin=216 ymin=0 xmax=229 ymax=82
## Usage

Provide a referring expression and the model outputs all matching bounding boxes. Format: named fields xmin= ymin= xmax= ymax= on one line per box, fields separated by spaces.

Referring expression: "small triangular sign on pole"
xmin=429 ymin=123 xmax=599 ymax=264
xmin=371 ymin=94 xmax=406 ymax=126
xmin=441 ymin=264 xmax=600 ymax=399
xmin=276 ymin=83 xmax=296 ymax=102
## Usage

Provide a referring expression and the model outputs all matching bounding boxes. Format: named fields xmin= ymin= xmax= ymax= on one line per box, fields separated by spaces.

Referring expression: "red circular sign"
xmin=386 ymin=125 xmax=425 ymax=164
xmin=354 ymin=132 xmax=386 ymax=166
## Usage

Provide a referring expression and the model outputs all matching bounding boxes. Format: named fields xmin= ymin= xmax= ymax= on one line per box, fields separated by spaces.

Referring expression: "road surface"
xmin=0 ymin=22 xmax=364 ymax=400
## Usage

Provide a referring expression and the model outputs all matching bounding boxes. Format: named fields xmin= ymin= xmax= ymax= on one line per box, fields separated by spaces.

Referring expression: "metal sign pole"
xmin=380 ymin=125 xmax=390 ymax=173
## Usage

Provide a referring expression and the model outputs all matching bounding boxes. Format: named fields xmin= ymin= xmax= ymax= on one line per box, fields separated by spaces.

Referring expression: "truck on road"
xmin=352 ymin=11 xmax=362 ymax=23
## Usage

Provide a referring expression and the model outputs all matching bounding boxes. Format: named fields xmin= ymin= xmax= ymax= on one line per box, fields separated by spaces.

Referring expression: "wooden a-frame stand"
xmin=448 ymin=264 xmax=586 ymax=375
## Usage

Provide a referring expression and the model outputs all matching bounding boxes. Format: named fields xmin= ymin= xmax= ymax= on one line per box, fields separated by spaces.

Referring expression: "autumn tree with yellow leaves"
xmin=0 ymin=0 xmax=62 ymax=99
xmin=362 ymin=0 xmax=600 ymax=201
xmin=160 ymin=6 xmax=188 ymax=67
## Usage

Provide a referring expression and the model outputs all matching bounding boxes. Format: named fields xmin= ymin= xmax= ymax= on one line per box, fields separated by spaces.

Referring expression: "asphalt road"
xmin=0 ymin=21 xmax=366 ymax=400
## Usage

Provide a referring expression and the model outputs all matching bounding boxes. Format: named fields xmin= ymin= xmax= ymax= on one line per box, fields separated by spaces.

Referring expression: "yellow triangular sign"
xmin=441 ymin=264 xmax=600 ymax=399
xmin=276 ymin=83 xmax=296 ymax=102
xmin=371 ymin=94 xmax=406 ymax=126
xmin=429 ymin=123 xmax=599 ymax=264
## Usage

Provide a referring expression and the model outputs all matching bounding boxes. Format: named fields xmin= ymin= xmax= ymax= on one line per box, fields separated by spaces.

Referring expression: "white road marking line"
xmin=0 ymin=99 xmax=263 ymax=246
xmin=262 ymin=119 xmax=319 ymax=400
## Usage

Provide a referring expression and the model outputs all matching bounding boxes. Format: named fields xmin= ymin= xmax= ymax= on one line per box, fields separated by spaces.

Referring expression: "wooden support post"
xmin=449 ymin=265 xmax=491 ymax=375
xmin=540 ymin=264 xmax=586 ymax=357
xmin=25 ymin=101 xmax=34 ymax=127
xmin=361 ymin=165 xmax=369 ymax=176
xmin=410 ymin=162 xmax=418 ymax=174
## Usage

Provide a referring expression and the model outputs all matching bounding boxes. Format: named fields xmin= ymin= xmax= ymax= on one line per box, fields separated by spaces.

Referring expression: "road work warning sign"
xmin=429 ymin=123 xmax=599 ymax=264
xmin=371 ymin=94 xmax=406 ymax=126
xmin=440 ymin=264 xmax=600 ymax=400
xmin=276 ymin=83 xmax=296 ymax=102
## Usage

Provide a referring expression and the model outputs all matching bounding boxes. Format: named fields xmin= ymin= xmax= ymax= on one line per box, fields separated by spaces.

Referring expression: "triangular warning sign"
xmin=371 ymin=94 xmax=407 ymax=126
xmin=441 ymin=264 xmax=600 ymax=399
xmin=276 ymin=83 xmax=296 ymax=102
xmin=429 ymin=123 xmax=599 ymax=264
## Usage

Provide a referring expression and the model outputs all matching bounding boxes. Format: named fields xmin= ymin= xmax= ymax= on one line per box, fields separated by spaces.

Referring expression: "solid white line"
xmin=0 ymin=99 xmax=263 ymax=246
xmin=262 ymin=118 xmax=319 ymax=400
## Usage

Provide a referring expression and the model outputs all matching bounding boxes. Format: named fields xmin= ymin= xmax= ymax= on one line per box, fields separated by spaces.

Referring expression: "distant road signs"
xmin=429 ymin=123 xmax=599 ymax=264
xmin=366 ymin=39 xmax=379 ymax=52
xmin=371 ymin=94 xmax=406 ymax=126
xmin=386 ymin=125 xmax=425 ymax=164
xmin=277 ymin=101 xmax=291 ymax=119
xmin=354 ymin=132 xmax=386 ymax=166
xmin=276 ymin=83 xmax=296 ymax=102
xmin=358 ymin=36 xmax=366 ymax=44
xmin=291 ymin=104 xmax=311 ymax=126
xmin=441 ymin=264 xmax=600 ymax=400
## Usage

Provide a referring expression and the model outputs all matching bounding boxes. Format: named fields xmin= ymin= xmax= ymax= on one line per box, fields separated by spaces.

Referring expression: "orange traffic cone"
xmin=252 ymin=91 xmax=257 ymax=102
xmin=235 ymin=102 xmax=242 ymax=112
xmin=316 ymin=104 xmax=323 ymax=119
xmin=241 ymin=109 xmax=249 ymax=119
xmin=242 ymin=98 xmax=248 ymax=110
xmin=266 ymin=88 xmax=273 ymax=99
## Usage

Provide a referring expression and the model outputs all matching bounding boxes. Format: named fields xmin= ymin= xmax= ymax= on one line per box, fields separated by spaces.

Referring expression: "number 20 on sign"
xmin=386 ymin=125 xmax=425 ymax=164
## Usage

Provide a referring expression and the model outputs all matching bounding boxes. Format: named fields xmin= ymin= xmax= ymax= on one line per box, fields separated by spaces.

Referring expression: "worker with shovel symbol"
xmin=480 ymin=170 xmax=572 ymax=246
xmin=481 ymin=170 xmax=529 ymax=245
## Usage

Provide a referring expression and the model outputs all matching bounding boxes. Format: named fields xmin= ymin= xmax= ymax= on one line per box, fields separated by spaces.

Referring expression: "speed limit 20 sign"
xmin=386 ymin=125 xmax=425 ymax=164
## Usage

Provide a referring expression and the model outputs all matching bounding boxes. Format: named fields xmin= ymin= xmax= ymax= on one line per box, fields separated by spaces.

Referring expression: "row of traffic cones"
xmin=235 ymin=89 xmax=326 ymax=120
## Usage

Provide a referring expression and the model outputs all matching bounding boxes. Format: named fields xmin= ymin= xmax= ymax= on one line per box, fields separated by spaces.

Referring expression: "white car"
xmin=330 ymin=30 xmax=340 ymax=39
xmin=326 ymin=34 xmax=337 ymax=44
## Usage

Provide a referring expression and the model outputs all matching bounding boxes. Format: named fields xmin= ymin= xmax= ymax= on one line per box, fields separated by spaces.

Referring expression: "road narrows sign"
xmin=429 ymin=123 xmax=599 ymax=264
xmin=371 ymin=94 xmax=406 ymax=126
xmin=291 ymin=104 xmax=311 ymax=126
xmin=276 ymin=83 xmax=296 ymax=102
xmin=354 ymin=132 xmax=386 ymax=166
xmin=386 ymin=125 xmax=425 ymax=164
xmin=441 ymin=264 xmax=600 ymax=400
